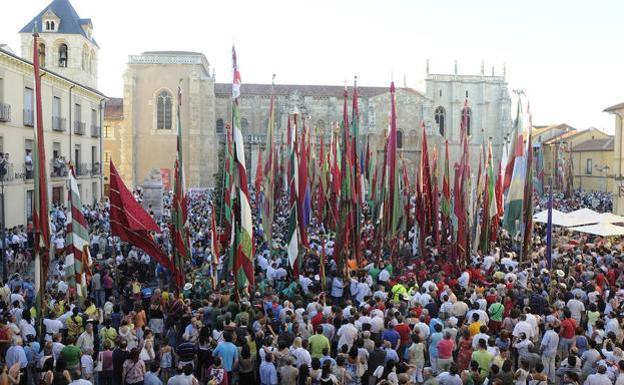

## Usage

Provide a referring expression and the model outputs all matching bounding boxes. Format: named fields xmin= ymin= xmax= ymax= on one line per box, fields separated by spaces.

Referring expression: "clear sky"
xmin=3 ymin=0 xmax=623 ymax=133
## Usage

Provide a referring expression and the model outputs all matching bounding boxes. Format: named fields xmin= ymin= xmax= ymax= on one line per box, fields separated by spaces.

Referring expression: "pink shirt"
xmin=437 ymin=339 xmax=455 ymax=359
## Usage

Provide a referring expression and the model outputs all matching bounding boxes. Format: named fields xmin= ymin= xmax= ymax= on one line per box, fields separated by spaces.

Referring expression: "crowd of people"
xmin=0 ymin=188 xmax=622 ymax=385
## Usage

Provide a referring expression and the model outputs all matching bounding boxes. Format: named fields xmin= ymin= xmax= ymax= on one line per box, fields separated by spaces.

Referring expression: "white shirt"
xmin=43 ymin=318 xmax=63 ymax=341
xmin=584 ymin=373 xmax=612 ymax=385
xmin=337 ymin=323 xmax=358 ymax=350
xmin=566 ymin=299 xmax=585 ymax=323
xmin=512 ymin=320 xmax=534 ymax=339
xmin=292 ymin=346 xmax=311 ymax=368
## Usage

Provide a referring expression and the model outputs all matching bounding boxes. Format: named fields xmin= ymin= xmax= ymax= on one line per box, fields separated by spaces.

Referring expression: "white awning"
xmin=532 ymin=209 xmax=591 ymax=227
xmin=569 ymin=222 xmax=624 ymax=237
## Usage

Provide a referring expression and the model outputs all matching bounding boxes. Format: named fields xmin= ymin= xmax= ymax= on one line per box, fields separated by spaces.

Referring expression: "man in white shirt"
xmin=584 ymin=365 xmax=612 ymax=385
xmin=566 ymin=293 xmax=585 ymax=324
xmin=336 ymin=319 xmax=358 ymax=351
xmin=43 ymin=314 xmax=63 ymax=342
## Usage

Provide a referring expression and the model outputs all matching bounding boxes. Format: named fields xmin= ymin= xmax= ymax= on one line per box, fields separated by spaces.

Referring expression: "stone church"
xmin=104 ymin=51 xmax=512 ymax=190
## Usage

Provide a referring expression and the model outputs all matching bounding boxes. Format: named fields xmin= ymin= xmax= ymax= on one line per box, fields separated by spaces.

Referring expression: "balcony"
xmin=23 ymin=109 xmax=34 ymax=127
xmin=90 ymin=124 xmax=100 ymax=138
xmin=75 ymin=162 xmax=89 ymax=176
xmin=22 ymin=161 xmax=34 ymax=181
xmin=0 ymin=161 xmax=15 ymax=182
xmin=52 ymin=116 xmax=66 ymax=132
xmin=0 ymin=103 xmax=10 ymax=122
xmin=73 ymin=121 xmax=86 ymax=135
xmin=50 ymin=158 xmax=68 ymax=178
xmin=90 ymin=162 xmax=100 ymax=176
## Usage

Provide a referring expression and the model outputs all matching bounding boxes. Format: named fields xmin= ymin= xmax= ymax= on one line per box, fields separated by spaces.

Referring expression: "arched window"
xmin=434 ymin=106 xmax=445 ymax=136
xmin=316 ymin=119 xmax=325 ymax=131
xmin=397 ymin=129 xmax=404 ymax=149
xmin=45 ymin=21 xmax=50 ymax=30
xmin=82 ymin=45 xmax=89 ymax=70
xmin=90 ymin=49 xmax=96 ymax=74
xmin=50 ymin=21 xmax=55 ymax=30
xmin=240 ymin=118 xmax=249 ymax=130
xmin=38 ymin=43 xmax=46 ymax=67
xmin=461 ymin=106 xmax=472 ymax=136
xmin=216 ymin=118 xmax=224 ymax=133
xmin=156 ymin=90 xmax=173 ymax=129
xmin=58 ymin=44 xmax=68 ymax=67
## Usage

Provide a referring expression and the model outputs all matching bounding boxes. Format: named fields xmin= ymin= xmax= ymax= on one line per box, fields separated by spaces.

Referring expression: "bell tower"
xmin=18 ymin=0 xmax=99 ymax=89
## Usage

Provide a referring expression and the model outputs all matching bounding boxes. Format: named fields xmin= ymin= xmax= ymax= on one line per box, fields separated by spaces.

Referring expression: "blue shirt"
xmin=259 ymin=361 xmax=278 ymax=385
xmin=382 ymin=329 xmax=400 ymax=347
xmin=429 ymin=332 xmax=443 ymax=357
xmin=213 ymin=342 xmax=238 ymax=372
xmin=6 ymin=345 xmax=28 ymax=369
xmin=144 ymin=372 xmax=162 ymax=385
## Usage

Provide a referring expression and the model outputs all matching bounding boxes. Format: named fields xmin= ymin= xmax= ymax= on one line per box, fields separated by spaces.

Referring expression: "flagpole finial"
xmin=272 ymin=73 xmax=276 ymax=84
xmin=426 ymin=58 xmax=430 ymax=74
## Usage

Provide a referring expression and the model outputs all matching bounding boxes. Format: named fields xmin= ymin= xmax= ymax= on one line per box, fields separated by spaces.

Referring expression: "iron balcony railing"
xmin=23 ymin=109 xmax=34 ymax=127
xmin=50 ymin=159 xmax=68 ymax=178
xmin=90 ymin=162 xmax=100 ymax=176
xmin=0 ymin=162 xmax=14 ymax=182
xmin=0 ymin=103 xmax=10 ymax=122
xmin=90 ymin=124 xmax=100 ymax=138
xmin=73 ymin=121 xmax=86 ymax=135
xmin=75 ymin=162 xmax=89 ymax=176
xmin=52 ymin=116 xmax=67 ymax=132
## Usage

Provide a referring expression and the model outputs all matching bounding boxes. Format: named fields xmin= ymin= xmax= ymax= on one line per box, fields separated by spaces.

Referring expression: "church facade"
xmin=105 ymin=51 xmax=512 ymax=190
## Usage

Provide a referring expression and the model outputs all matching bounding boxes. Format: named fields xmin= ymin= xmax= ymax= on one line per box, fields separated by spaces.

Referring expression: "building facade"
xmin=605 ymin=102 xmax=624 ymax=214
xmin=0 ymin=0 xmax=104 ymax=227
xmin=570 ymin=137 xmax=614 ymax=193
xmin=105 ymin=54 xmax=513 ymax=189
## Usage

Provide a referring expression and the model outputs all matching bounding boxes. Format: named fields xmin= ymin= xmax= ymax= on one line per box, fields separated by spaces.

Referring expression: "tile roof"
xmin=572 ymin=137 xmax=614 ymax=152
xmin=104 ymin=98 xmax=123 ymax=120
xmin=604 ymin=102 xmax=624 ymax=113
xmin=531 ymin=123 xmax=576 ymax=138
xmin=214 ymin=83 xmax=423 ymax=98
xmin=20 ymin=0 xmax=98 ymax=47
xmin=543 ymin=129 xmax=588 ymax=145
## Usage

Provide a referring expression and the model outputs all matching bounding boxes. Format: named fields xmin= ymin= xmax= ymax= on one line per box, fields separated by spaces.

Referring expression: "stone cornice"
xmin=128 ymin=54 xmax=210 ymax=72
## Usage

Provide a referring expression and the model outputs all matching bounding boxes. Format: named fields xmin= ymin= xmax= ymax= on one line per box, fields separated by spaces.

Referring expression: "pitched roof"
xmin=20 ymin=0 xmax=98 ymax=47
xmin=572 ymin=137 xmax=614 ymax=152
xmin=104 ymin=98 xmax=123 ymax=120
xmin=214 ymin=83 xmax=423 ymax=98
xmin=604 ymin=102 xmax=624 ymax=113
xmin=531 ymin=123 xmax=576 ymax=138
xmin=543 ymin=129 xmax=588 ymax=145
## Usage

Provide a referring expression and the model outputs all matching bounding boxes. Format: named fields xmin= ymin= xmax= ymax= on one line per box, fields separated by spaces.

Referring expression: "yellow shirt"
xmin=468 ymin=321 xmax=481 ymax=337
xmin=66 ymin=315 xmax=84 ymax=338
xmin=84 ymin=305 xmax=98 ymax=320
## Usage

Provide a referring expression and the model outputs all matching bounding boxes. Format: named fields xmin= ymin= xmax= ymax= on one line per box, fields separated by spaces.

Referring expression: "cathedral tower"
xmin=19 ymin=0 xmax=99 ymax=89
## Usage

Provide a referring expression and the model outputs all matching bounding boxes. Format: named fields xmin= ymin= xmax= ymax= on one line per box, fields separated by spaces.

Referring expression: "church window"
xmin=465 ymin=90 xmax=469 ymax=98
xmin=216 ymin=118 xmax=224 ymax=134
xmin=156 ymin=90 xmax=172 ymax=129
xmin=439 ymin=90 xmax=442 ymax=97
xmin=240 ymin=118 xmax=249 ymax=131
xmin=461 ymin=106 xmax=472 ymax=136
xmin=50 ymin=21 xmax=55 ymax=30
xmin=434 ymin=106 xmax=445 ymax=136
xmin=397 ymin=129 xmax=404 ymax=149
xmin=38 ymin=43 xmax=46 ymax=67
xmin=45 ymin=21 xmax=50 ymax=30
xmin=58 ymin=44 xmax=68 ymax=67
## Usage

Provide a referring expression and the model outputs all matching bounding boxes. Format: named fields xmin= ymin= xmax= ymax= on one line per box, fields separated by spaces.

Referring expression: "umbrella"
xmin=568 ymin=222 xmax=624 ymax=237
xmin=599 ymin=212 xmax=624 ymax=224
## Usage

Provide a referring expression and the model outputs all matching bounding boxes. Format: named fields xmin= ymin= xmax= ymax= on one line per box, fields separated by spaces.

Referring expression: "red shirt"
xmin=437 ymin=338 xmax=455 ymax=359
xmin=394 ymin=323 xmax=411 ymax=346
xmin=311 ymin=313 xmax=324 ymax=330
xmin=560 ymin=318 xmax=577 ymax=339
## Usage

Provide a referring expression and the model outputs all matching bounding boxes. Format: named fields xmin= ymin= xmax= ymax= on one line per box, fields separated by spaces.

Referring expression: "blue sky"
xmin=3 ymin=0 xmax=623 ymax=132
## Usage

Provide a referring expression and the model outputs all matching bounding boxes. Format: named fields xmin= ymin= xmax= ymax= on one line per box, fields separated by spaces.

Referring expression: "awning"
xmin=569 ymin=222 xmax=624 ymax=237
xmin=532 ymin=209 xmax=591 ymax=227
